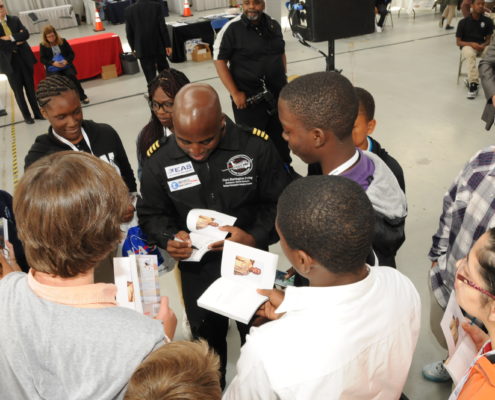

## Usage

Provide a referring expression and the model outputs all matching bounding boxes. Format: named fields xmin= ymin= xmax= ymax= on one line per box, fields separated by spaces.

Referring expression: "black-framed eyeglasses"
xmin=149 ymin=100 xmax=173 ymax=113
xmin=457 ymin=272 xmax=495 ymax=301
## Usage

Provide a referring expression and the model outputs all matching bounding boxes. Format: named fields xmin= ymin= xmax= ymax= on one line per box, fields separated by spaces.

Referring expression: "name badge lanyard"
xmin=328 ymin=150 xmax=359 ymax=176
xmin=52 ymin=129 xmax=93 ymax=155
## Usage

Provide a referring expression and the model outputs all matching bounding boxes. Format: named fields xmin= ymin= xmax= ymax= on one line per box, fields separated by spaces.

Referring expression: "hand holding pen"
xmin=163 ymin=231 xmax=198 ymax=261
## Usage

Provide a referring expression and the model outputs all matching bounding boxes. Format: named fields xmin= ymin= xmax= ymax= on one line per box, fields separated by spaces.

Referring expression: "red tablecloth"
xmin=32 ymin=32 xmax=124 ymax=88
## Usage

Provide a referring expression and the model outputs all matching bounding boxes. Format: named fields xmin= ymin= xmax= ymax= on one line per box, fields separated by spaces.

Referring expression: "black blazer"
xmin=125 ymin=0 xmax=171 ymax=58
xmin=39 ymin=38 xmax=77 ymax=73
xmin=0 ymin=15 xmax=36 ymax=75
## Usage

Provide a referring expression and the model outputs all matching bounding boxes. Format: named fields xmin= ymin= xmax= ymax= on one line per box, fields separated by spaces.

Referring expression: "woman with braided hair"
xmin=24 ymin=74 xmax=137 ymax=197
xmin=136 ymin=68 xmax=189 ymax=178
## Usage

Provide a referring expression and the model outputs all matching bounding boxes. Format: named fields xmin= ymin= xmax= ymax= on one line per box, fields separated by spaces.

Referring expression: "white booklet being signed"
xmin=197 ymin=240 xmax=278 ymax=324
xmin=114 ymin=254 xmax=161 ymax=318
xmin=181 ymin=208 xmax=237 ymax=262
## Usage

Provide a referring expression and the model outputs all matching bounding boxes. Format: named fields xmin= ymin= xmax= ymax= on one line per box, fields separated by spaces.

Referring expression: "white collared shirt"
xmin=223 ymin=267 xmax=421 ymax=400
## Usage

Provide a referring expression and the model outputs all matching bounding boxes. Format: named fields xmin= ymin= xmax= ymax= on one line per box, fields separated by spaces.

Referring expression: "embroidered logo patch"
xmin=168 ymin=174 xmax=201 ymax=192
xmin=223 ymin=155 xmax=253 ymax=177
xmin=165 ymin=161 xmax=194 ymax=179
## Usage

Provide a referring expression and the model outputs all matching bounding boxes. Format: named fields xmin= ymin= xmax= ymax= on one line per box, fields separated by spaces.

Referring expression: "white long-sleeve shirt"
xmin=223 ymin=267 xmax=421 ymax=400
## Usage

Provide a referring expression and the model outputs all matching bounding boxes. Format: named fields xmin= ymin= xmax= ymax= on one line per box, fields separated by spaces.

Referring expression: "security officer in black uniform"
xmin=213 ymin=0 xmax=291 ymax=169
xmin=137 ymin=83 xmax=290 ymax=387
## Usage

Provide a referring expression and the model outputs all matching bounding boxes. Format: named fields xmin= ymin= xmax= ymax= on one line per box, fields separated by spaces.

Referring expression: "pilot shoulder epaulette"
xmin=146 ymin=136 xmax=168 ymax=158
xmin=245 ymin=126 xmax=269 ymax=141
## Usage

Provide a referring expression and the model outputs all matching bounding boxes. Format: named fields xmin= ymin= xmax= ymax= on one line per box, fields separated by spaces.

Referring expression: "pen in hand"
xmin=162 ymin=233 xmax=199 ymax=250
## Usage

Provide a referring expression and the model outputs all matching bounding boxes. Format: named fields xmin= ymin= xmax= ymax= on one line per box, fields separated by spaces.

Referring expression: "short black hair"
xmin=36 ymin=75 xmax=77 ymax=107
xmin=477 ymin=227 xmax=495 ymax=299
xmin=277 ymin=175 xmax=375 ymax=274
xmin=355 ymin=87 xmax=375 ymax=121
xmin=279 ymin=71 xmax=358 ymax=140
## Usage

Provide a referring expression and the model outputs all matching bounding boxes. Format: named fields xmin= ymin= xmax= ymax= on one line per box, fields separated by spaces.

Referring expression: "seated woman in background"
xmin=0 ymin=151 xmax=176 ymax=399
xmin=451 ymin=228 xmax=495 ymax=398
xmin=136 ymin=68 xmax=189 ymax=179
xmin=39 ymin=25 xmax=89 ymax=104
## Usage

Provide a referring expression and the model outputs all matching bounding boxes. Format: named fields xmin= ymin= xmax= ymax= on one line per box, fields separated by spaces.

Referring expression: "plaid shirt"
xmin=429 ymin=146 xmax=495 ymax=309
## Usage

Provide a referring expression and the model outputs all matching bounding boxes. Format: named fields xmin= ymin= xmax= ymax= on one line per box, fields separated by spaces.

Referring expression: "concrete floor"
xmin=0 ymin=7 xmax=488 ymax=399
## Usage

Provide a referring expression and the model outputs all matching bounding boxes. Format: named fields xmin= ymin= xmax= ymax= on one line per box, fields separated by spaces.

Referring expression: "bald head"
xmin=173 ymin=83 xmax=222 ymax=128
xmin=172 ymin=84 xmax=225 ymax=162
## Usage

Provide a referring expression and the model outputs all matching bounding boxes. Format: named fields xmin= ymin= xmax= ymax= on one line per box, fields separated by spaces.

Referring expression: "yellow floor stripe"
xmin=9 ymin=88 xmax=18 ymax=186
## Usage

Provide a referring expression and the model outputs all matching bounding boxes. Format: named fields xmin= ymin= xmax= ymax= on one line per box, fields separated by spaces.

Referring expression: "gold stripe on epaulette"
xmin=251 ymin=128 xmax=269 ymax=140
xmin=146 ymin=140 xmax=160 ymax=158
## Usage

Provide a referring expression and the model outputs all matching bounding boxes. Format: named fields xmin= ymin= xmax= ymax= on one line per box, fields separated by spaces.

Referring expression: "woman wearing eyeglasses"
xmin=450 ymin=228 xmax=495 ymax=399
xmin=136 ymin=68 xmax=189 ymax=180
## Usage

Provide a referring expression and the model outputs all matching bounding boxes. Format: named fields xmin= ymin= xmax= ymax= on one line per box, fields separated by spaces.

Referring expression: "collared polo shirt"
xmin=213 ymin=13 xmax=286 ymax=96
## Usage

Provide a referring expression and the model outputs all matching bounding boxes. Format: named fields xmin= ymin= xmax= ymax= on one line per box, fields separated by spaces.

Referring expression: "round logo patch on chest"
xmin=225 ymin=155 xmax=253 ymax=176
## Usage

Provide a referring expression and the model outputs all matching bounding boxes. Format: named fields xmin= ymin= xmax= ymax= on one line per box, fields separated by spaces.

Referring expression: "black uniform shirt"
xmin=137 ymin=118 xmax=291 ymax=250
xmin=214 ymin=13 xmax=286 ymax=97
xmin=456 ymin=14 xmax=494 ymax=45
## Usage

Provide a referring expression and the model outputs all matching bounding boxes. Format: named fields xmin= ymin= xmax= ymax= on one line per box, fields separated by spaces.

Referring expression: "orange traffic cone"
xmin=93 ymin=10 xmax=105 ymax=32
xmin=182 ymin=0 xmax=193 ymax=17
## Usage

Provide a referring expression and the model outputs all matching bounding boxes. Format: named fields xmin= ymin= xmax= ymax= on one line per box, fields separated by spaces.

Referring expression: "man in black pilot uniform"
xmin=213 ymin=0 xmax=291 ymax=169
xmin=137 ymin=83 xmax=290 ymax=387
xmin=0 ymin=0 xmax=43 ymax=124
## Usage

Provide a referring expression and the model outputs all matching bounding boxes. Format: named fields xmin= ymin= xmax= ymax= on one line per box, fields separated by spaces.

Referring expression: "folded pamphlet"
xmin=114 ymin=254 xmax=161 ymax=318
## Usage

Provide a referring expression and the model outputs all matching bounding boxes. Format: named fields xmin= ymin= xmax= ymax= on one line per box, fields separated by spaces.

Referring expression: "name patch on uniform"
xmin=222 ymin=176 xmax=253 ymax=188
xmin=223 ymin=155 xmax=253 ymax=177
xmin=165 ymin=161 xmax=194 ymax=179
xmin=168 ymin=174 xmax=201 ymax=192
